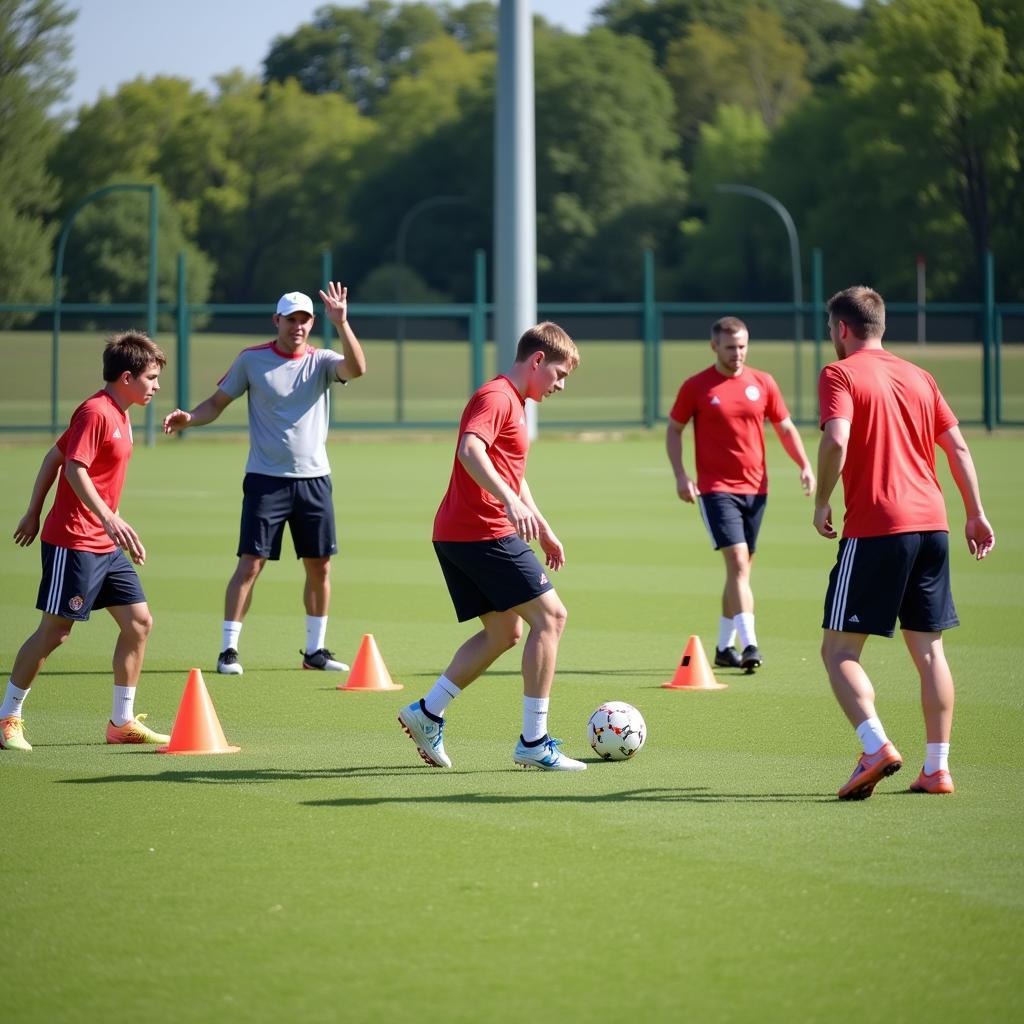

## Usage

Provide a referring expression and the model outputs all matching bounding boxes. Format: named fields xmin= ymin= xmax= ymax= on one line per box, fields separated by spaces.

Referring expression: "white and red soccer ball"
xmin=587 ymin=701 xmax=647 ymax=761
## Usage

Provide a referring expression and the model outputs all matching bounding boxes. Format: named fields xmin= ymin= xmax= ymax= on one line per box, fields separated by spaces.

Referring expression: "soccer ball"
xmin=587 ymin=702 xmax=647 ymax=761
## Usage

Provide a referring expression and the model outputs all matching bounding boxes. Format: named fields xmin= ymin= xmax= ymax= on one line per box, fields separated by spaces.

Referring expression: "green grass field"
xmin=2 ymin=330 xmax=1022 ymax=429
xmin=2 ymin=431 xmax=1022 ymax=1024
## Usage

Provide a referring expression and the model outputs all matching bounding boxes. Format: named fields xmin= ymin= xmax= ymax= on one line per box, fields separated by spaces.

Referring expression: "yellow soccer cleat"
xmin=0 ymin=715 xmax=32 ymax=751
xmin=106 ymin=713 xmax=170 ymax=746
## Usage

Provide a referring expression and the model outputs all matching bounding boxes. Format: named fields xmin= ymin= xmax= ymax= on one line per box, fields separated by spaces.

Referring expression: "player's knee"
xmin=544 ymin=601 xmax=568 ymax=637
xmin=499 ymin=620 xmax=524 ymax=650
xmin=46 ymin=622 xmax=74 ymax=649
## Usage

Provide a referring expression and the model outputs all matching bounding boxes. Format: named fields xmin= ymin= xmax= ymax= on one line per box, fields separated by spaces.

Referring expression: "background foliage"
xmin=1 ymin=0 xmax=1022 ymax=309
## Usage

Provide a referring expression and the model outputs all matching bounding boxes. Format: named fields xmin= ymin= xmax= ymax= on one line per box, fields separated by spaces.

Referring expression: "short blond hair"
xmin=516 ymin=321 xmax=579 ymax=371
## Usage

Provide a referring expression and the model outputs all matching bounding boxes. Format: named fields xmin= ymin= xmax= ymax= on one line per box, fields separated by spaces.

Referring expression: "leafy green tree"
xmin=664 ymin=7 xmax=810 ymax=149
xmin=532 ymin=27 xmax=687 ymax=300
xmin=262 ymin=0 xmax=495 ymax=113
xmin=60 ymin=186 xmax=215 ymax=325
xmin=0 ymin=0 xmax=74 ymax=313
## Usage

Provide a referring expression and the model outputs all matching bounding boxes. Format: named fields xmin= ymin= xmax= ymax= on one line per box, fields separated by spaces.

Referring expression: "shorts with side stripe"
xmin=698 ymin=492 xmax=767 ymax=552
xmin=36 ymin=542 xmax=147 ymax=621
xmin=822 ymin=531 xmax=958 ymax=638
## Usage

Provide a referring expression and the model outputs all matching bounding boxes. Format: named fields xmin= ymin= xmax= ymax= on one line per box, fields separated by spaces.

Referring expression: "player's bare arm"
xmin=665 ymin=418 xmax=698 ymax=502
xmin=814 ymin=417 xmax=850 ymax=538
xmin=64 ymin=459 xmax=146 ymax=565
xmin=319 ymin=281 xmax=367 ymax=382
xmin=520 ymin=478 xmax=565 ymax=570
xmin=773 ymin=417 xmax=815 ymax=495
xmin=162 ymin=388 xmax=235 ymax=434
xmin=14 ymin=445 xmax=64 ymax=546
xmin=457 ymin=432 xmax=539 ymax=542
xmin=936 ymin=426 xmax=995 ymax=560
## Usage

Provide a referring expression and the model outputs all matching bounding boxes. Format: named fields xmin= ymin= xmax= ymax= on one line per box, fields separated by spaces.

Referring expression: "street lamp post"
xmin=714 ymin=183 xmax=803 ymax=344
xmin=715 ymin=183 xmax=804 ymax=419
xmin=52 ymin=183 xmax=159 ymax=442
xmin=393 ymin=195 xmax=468 ymax=422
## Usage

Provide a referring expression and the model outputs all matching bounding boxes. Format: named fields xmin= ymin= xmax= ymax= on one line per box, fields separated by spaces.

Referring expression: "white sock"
xmin=1 ymin=681 xmax=29 ymax=719
xmin=305 ymin=615 xmax=328 ymax=654
xmin=734 ymin=612 xmax=757 ymax=648
xmin=717 ymin=616 xmax=737 ymax=650
xmin=855 ymin=716 xmax=889 ymax=756
xmin=925 ymin=742 xmax=950 ymax=774
xmin=522 ymin=696 xmax=550 ymax=743
xmin=222 ymin=620 xmax=242 ymax=653
xmin=111 ymin=685 xmax=136 ymax=727
xmin=423 ymin=675 xmax=462 ymax=718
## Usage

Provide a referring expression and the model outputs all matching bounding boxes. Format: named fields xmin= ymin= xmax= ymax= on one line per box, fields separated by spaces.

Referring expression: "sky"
xmin=61 ymin=0 xmax=602 ymax=113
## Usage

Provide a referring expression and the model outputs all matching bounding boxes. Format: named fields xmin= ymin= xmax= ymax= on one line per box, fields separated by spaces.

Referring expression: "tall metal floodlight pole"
xmin=495 ymin=0 xmax=538 ymax=437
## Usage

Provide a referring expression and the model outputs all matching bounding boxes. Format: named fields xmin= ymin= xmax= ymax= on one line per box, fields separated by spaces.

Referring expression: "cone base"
xmin=661 ymin=680 xmax=728 ymax=690
xmin=336 ymin=682 xmax=403 ymax=692
xmin=156 ymin=744 xmax=241 ymax=755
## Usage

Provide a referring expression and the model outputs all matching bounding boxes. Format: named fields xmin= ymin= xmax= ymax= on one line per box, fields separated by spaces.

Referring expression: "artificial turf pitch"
xmin=1 ymin=432 xmax=1021 ymax=1023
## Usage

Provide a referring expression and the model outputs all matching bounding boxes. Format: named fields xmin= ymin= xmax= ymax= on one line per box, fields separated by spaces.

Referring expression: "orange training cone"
xmin=662 ymin=635 xmax=728 ymax=690
xmin=157 ymin=668 xmax=241 ymax=754
xmin=337 ymin=634 xmax=403 ymax=692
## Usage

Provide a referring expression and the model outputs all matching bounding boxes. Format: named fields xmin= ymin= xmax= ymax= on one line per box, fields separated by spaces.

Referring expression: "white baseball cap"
xmin=276 ymin=291 xmax=314 ymax=316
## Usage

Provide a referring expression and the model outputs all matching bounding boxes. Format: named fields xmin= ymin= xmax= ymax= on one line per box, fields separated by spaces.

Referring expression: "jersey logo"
xmin=744 ymin=385 xmax=761 ymax=401
xmin=539 ymin=572 xmax=549 ymax=586
xmin=519 ymin=415 xmax=525 ymax=425
xmin=68 ymin=595 xmax=84 ymax=612
xmin=848 ymin=614 xmax=860 ymax=623
xmin=709 ymin=396 xmax=721 ymax=406
xmin=112 ymin=428 xmax=121 ymax=439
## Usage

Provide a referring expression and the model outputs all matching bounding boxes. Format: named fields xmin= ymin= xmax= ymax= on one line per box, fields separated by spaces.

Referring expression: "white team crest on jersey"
xmin=744 ymin=385 xmax=761 ymax=401
xmin=112 ymin=428 xmax=121 ymax=439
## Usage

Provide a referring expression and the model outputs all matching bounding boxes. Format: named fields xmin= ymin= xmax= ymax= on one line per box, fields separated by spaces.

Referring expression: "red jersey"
xmin=41 ymin=390 xmax=134 ymax=552
xmin=433 ymin=376 xmax=529 ymax=542
xmin=818 ymin=348 xmax=958 ymax=538
xmin=669 ymin=365 xmax=789 ymax=494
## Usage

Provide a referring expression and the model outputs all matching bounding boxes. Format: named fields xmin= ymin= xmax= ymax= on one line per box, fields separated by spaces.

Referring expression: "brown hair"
xmin=827 ymin=286 xmax=886 ymax=339
xmin=515 ymin=321 xmax=579 ymax=371
xmin=103 ymin=331 xmax=167 ymax=381
xmin=712 ymin=316 xmax=748 ymax=340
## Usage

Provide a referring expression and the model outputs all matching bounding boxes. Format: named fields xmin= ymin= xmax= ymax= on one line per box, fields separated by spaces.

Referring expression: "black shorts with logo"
xmin=238 ymin=473 xmax=337 ymax=560
xmin=822 ymin=531 xmax=959 ymax=638
xmin=433 ymin=535 xmax=554 ymax=622
xmin=36 ymin=542 xmax=147 ymax=621
xmin=698 ymin=492 xmax=768 ymax=552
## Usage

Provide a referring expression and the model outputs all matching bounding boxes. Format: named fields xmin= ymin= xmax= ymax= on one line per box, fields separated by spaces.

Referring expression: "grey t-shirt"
xmin=218 ymin=342 xmax=346 ymax=478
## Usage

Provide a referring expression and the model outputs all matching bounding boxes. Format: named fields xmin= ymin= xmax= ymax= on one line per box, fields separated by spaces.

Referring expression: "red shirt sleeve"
xmin=669 ymin=378 xmax=696 ymax=424
xmin=59 ymin=405 xmax=106 ymax=468
xmin=462 ymin=389 xmax=512 ymax=446
xmin=764 ymin=374 xmax=790 ymax=424
xmin=933 ymin=382 xmax=958 ymax=437
xmin=818 ymin=365 xmax=854 ymax=428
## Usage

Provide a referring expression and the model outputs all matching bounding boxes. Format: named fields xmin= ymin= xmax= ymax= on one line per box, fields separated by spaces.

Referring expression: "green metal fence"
xmin=1 ymin=248 xmax=1019 ymax=439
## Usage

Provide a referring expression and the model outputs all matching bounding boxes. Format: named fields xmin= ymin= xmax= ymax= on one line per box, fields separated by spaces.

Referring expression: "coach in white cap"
xmin=162 ymin=282 xmax=367 ymax=676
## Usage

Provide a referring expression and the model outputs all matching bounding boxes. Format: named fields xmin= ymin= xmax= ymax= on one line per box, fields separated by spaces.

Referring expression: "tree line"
xmin=2 ymin=0 xmax=1021 ymax=318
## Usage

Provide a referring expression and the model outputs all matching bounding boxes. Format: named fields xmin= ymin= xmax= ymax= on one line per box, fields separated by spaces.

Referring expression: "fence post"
xmin=812 ymin=247 xmax=824 ymax=424
xmin=321 ymin=250 xmax=333 ymax=349
xmin=983 ymin=250 xmax=994 ymax=432
xmin=145 ymin=185 xmax=159 ymax=447
xmin=176 ymin=252 xmax=189 ymax=424
xmin=471 ymin=249 xmax=487 ymax=391
xmin=642 ymin=248 xmax=656 ymax=427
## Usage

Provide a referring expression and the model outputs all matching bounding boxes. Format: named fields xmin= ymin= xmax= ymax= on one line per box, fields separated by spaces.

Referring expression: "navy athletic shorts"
xmin=433 ymin=535 xmax=554 ymax=622
xmin=36 ymin=542 xmax=147 ymax=621
xmin=238 ymin=473 xmax=338 ymax=560
xmin=822 ymin=531 xmax=959 ymax=638
xmin=698 ymin=492 xmax=768 ymax=552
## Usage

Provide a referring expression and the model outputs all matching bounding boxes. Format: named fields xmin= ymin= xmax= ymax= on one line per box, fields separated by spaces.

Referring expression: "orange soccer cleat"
xmin=837 ymin=741 xmax=903 ymax=801
xmin=909 ymin=768 xmax=955 ymax=795
xmin=106 ymin=714 xmax=170 ymax=746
